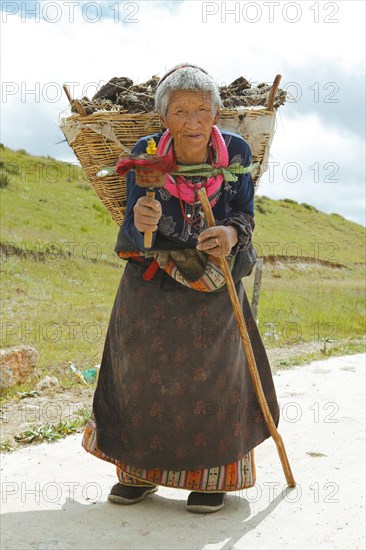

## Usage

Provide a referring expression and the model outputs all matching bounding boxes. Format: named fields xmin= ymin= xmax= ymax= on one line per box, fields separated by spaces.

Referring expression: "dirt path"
xmin=1 ymin=353 xmax=364 ymax=550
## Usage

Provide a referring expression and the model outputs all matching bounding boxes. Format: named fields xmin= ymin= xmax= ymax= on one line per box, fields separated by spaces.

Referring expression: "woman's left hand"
xmin=196 ymin=226 xmax=238 ymax=257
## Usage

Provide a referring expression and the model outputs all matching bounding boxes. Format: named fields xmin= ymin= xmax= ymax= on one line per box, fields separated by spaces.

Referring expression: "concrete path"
xmin=1 ymin=353 xmax=365 ymax=550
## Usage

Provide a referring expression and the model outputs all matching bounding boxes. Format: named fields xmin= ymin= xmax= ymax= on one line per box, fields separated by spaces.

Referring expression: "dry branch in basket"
xmin=71 ymin=74 xmax=286 ymax=115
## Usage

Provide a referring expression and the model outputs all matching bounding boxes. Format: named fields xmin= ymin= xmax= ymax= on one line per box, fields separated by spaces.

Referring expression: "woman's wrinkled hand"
xmin=133 ymin=196 xmax=162 ymax=233
xmin=196 ymin=226 xmax=238 ymax=257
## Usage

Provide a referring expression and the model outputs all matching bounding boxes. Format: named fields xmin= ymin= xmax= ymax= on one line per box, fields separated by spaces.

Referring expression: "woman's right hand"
xmin=133 ymin=196 xmax=162 ymax=233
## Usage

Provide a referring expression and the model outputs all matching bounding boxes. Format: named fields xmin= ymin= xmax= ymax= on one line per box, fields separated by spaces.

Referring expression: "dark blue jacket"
xmin=115 ymin=130 xmax=255 ymax=254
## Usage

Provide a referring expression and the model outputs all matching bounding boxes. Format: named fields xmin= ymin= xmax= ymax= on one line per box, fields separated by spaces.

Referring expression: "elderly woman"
xmin=82 ymin=64 xmax=279 ymax=513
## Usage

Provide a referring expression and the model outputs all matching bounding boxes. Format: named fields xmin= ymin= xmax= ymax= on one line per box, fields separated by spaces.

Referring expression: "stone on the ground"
xmin=36 ymin=376 xmax=59 ymax=390
xmin=0 ymin=345 xmax=37 ymax=388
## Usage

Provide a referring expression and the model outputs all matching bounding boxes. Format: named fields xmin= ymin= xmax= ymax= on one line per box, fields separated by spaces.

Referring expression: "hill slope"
xmin=1 ymin=145 xmax=365 ymax=389
xmin=1 ymin=146 xmax=364 ymax=265
xmin=253 ymin=195 xmax=364 ymax=266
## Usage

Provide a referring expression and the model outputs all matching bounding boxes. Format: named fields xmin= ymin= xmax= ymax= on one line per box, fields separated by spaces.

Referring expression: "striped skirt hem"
xmin=82 ymin=413 xmax=256 ymax=492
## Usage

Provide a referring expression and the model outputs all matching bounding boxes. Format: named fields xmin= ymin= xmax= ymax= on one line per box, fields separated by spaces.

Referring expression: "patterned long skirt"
xmin=82 ymin=412 xmax=256 ymax=491
xmin=81 ymin=259 xmax=279 ymax=492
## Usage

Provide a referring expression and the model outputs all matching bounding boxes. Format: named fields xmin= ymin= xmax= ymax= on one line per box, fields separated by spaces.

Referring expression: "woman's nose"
xmin=185 ymin=111 xmax=200 ymax=127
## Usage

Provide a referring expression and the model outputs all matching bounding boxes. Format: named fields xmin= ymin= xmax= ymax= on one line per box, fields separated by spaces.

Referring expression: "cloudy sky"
xmin=1 ymin=0 xmax=365 ymax=225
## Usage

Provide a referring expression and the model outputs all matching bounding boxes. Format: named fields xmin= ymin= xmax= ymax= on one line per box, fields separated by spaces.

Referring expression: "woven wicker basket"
xmin=59 ymin=78 xmax=281 ymax=226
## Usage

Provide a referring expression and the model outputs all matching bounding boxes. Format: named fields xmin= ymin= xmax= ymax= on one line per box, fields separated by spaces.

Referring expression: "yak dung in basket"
xmin=59 ymin=75 xmax=284 ymax=226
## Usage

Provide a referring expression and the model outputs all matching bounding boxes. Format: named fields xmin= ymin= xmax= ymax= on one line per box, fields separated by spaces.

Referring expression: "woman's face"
xmin=160 ymin=90 xmax=219 ymax=162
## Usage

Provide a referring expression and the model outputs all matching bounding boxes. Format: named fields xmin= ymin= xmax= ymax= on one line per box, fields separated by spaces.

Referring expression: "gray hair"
xmin=154 ymin=63 xmax=222 ymax=117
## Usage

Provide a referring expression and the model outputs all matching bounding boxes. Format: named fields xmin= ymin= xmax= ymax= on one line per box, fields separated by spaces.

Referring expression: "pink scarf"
xmin=156 ymin=125 xmax=229 ymax=206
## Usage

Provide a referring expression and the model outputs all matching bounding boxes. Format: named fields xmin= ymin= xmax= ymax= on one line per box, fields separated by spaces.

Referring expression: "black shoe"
xmin=108 ymin=483 xmax=158 ymax=504
xmin=186 ymin=491 xmax=226 ymax=513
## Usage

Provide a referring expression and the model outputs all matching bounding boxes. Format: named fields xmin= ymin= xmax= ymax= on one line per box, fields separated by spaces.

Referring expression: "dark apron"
xmin=92 ymin=260 xmax=279 ymax=471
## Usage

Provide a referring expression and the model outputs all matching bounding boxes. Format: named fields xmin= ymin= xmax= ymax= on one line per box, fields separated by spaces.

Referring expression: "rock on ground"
xmin=0 ymin=345 xmax=37 ymax=388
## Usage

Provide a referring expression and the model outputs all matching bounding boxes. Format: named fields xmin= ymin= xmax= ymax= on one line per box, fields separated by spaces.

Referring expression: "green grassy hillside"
xmin=253 ymin=195 xmax=365 ymax=266
xmin=1 ymin=145 xmax=365 ymax=393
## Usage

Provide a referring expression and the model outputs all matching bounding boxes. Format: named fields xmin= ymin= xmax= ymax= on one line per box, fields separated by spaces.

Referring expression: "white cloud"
xmin=2 ymin=1 xmax=365 ymax=85
xmin=1 ymin=0 xmax=365 ymax=224
xmin=258 ymin=112 xmax=365 ymax=224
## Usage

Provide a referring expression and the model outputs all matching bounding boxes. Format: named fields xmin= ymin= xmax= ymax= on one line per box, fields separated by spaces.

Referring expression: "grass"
xmin=0 ymin=147 xmax=122 ymax=394
xmin=1 ymin=146 xmax=365 ymax=400
xmin=244 ymin=264 xmax=365 ymax=346
xmin=253 ymin=195 xmax=365 ymax=265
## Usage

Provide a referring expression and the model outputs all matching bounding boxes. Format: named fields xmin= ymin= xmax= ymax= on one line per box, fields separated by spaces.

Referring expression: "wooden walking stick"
xmin=198 ymin=188 xmax=296 ymax=488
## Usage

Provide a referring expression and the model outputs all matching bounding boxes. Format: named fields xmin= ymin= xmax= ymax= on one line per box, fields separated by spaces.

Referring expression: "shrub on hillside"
xmin=0 ymin=171 xmax=10 ymax=188
xmin=301 ymin=202 xmax=318 ymax=212
xmin=255 ymin=196 xmax=267 ymax=215
xmin=256 ymin=203 xmax=267 ymax=215
xmin=282 ymin=198 xmax=298 ymax=205
xmin=3 ymin=162 xmax=20 ymax=175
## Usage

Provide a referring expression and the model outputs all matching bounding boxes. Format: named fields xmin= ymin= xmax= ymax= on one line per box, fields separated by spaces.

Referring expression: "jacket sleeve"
xmin=220 ymin=138 xmax=255 ymax=252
